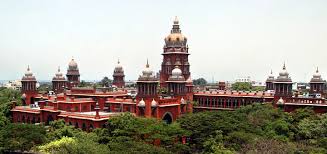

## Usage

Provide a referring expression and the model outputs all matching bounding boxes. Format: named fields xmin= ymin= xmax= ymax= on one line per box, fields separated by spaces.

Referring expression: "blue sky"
xmin=1 ymin=0 xmax=327 ymax=82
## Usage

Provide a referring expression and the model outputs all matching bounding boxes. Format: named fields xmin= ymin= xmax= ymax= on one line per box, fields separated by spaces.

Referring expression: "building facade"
xmin=160 ymin=17 xmax=190 ymax=88
xmin=66 ymin=58 xmax=80 ymax=89
xmin=112 ymin=60 xmax=125 ymax=88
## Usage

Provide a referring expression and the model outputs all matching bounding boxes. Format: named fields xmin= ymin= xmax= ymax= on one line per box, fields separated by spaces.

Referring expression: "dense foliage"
xmin=1 ymin=87 xmax=327 ymax=153
xmin=193 ymin=78 xmax=208 ymax=86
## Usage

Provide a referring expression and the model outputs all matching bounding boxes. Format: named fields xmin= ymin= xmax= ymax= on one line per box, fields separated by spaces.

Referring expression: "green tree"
xmin=193 ymin=78 xmax=208 ymax=86
xmin=231 ymin=82 xmax=252 ymax=91
xmin=100 ymin=76 xmax=112 ymax=87
xmin=0 ymin=88 xmax=22 ymax=118
xmin=0 ymin=123 xmax=47 ymax=153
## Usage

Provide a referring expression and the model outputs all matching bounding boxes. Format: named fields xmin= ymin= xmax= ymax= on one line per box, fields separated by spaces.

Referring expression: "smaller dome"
xmin=25 ymin=65 xmax=33 ymax=77
xmin=138 ymin=98 xmax=145 ymax=107
xmin=181 ymin=97 xmax=186 ymax=104
xmin=269 ymin=70 xmax=274 ymax=78
xmin=55 ymin=67 xmax=63 ymax=76
xmin=172 ymin=66 xmax=182 ymax=76
xmin=115 ymin=60 xmax=123 ymax=70
xmin=313 ymin=67 xmax=321 ymax=78
xmin=277 ymin=97 xmax=284 ymax=105
xmin=151 ymin=99 xmax=158 ymax=107
xmin=266 ymin=70 xmax=275 ymax=82
xmin=141 ymin=60 xmax=154 ymax=77
xmin=279 ymin=63 xmax=289 ymax=77
xmin=68 ymin=58 xmax=78 ymax=70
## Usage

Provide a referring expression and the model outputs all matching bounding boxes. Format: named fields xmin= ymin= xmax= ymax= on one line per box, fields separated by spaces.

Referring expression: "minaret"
xmin=309 ymin=67 xmax=325 ymax=96
xmin=52 ymin=66 xmax=66 ymax=93
xmin=21 ymin=65 xmax=37 ymax=105
xmin=160 ymin=17 xmax=190 ymax=88
xmin=136 ymin=60 xmax=159 ymax=118
xmin=266 ymin=70 xmax=275 ymax=91
xmin=112 ymin=59 xmax=125 ymax=88
xmin=274 ymin=63 xmax=293 ymax=99
xmin=66 ymin=58 xmax=80 ymax=89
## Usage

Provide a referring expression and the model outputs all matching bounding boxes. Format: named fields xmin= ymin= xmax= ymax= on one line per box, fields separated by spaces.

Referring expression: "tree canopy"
xmin=193 ymin=78 xmax=208 ymax=86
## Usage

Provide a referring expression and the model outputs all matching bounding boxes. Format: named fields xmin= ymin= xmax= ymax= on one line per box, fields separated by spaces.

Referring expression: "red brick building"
xmin=112 ymin=60 xmax=125 ymax=88
xmin=273 ymin=64 xmax=327 ymax=113
xmin=11 ymin=18 xmax=327 ymax=131
xmin=12 ymin=18 xmax=194 ymax=129
xmin=66 ymin=58 xmax=80 ymax=89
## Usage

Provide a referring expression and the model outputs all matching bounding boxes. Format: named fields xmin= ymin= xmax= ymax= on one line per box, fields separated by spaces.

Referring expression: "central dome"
xmin=68 ymin=58 xmax=78 ymax=70
xmin=165 ymin=33 xmax=186 ymax=42
xmin=164 ymin=16 xmax=188 ymax=46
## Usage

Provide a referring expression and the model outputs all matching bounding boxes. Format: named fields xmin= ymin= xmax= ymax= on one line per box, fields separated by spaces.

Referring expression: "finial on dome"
xmin=58 ymin=66 xmax=61 ymax=72
xmin=174 ymin=16 xmax=179 ymax=24
xmin=118 ymin=59 xmax=120 ymax=64
xmin=283 ymin=62 xmax=286 ymax=70
xmin=316 ymin=67 xmax=319 ymax=73
xmin=146 ymin=59 xmax=149 ymax=68
xmin=27 ymin=65 xmax=30 ymax=71
xmin=270 ymin=69 xmax=273 ymax=75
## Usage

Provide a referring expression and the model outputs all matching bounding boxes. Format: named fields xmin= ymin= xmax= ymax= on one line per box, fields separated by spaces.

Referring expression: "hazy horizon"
xmin=1 ymin=0 xmax=327 ymax=82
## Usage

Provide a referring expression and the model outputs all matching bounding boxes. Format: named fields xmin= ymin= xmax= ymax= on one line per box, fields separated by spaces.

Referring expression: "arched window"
xmin=162 ymin=112 xmax=173 ymax=124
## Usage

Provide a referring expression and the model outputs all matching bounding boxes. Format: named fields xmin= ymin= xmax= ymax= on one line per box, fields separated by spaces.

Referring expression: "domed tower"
xmin=52 ymin=66 xmax=66 ymax=93
xmin=160 ymin=17 xmax=190 ymax=88
xmin=166 ymin=66 xmax=187 ymax=96
xmin=21 ymin=65 xmax=37 ymax=105
xmin=266 ymin=70 xmax=275 ymax=91
xmin=136 ymin=60 xmax=159 ymax=118
xmin=112 ymin=60 xmax=125 ymax=88
xmin=66 ymin=58 xmax=80 ymax=89
xmin=274 ymin=63 xmax=292 ymax=98
xmin=309 ymin=67 xmax=325 ymax=95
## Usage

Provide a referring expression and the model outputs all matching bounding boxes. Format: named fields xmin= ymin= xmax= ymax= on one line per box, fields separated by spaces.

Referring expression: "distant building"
xmin=112 ymin=60 xmax=125 ymax=88
xmin=4 ymin=80 xmax=22 ymax=91
xmin=235 ymin=76 xmax=251 ymax=83
xmin=66 ymin=58 xmax=80 ymax=89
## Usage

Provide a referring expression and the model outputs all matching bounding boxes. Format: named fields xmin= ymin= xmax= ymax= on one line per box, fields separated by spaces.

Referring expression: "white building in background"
xmin=4 ymin=80 xmax=22 ymax=91
xmin=235 ymin=76 xmax=252 ymax=83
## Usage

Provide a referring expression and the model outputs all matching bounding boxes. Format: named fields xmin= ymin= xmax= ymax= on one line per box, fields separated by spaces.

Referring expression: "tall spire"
xmin=27 ymin=65 xmax=30 ymax=71
xmin=171 ymin=16 xmax=181 ymax=33
xmin=58 ymin=66 xmax=61 ymax=72
xmin=174 ymin=16 xmax=179 ymax=25
xmin=316 ymin=66 xmax=319 ymax=73
xmin=146 ymin=59 xmax=149 ymax=68
xmin=270 ymin=69 xmax=273 ymax=75
xmin=118 ymin=59 xmax=120 ymax=64
xmin=283 ymin=62 xmax=286 ymax=70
